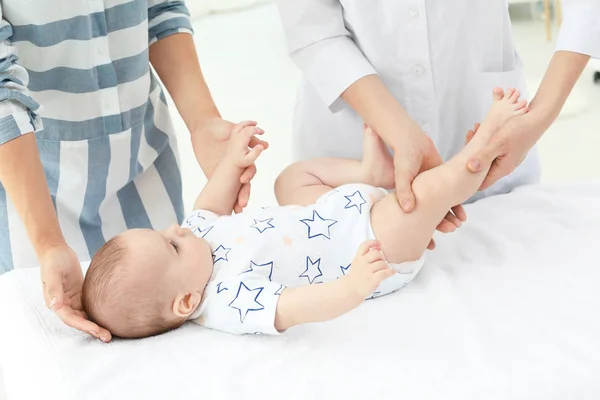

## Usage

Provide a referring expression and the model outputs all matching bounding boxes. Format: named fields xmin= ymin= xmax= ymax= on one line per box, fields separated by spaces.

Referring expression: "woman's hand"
xmin=39 ymin=245 xmax=112 ymax=343
xmin=191 ymin=117 xmax=268 ymax=213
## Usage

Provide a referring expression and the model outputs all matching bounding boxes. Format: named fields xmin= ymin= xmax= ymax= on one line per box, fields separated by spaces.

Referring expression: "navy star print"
xmin=300 ymin=210 xmax=338 ymax=240
xmin=344 ymin=190 xmax=367 ymax=214
xmin=340 ymin=264 xmax=351 ymax=275
xmin=216 ymin=282 xmax=228 ymax=294
xmin=241 ymin=261 xmax=275 ymax=281
xmin=194 ymin=225 xmax=213 ymax=238
xmin=299 ymin=256 xmax=323 ymax=284
xmin=228 ymin=282 xmax=265 ymax=323
xmin=212 ymin=245 xmax=231 ymax=263
xmin=274 ymin=285 xmax=284 ymax=296
xmin=250 ymin=218 xmax=275 ymax=234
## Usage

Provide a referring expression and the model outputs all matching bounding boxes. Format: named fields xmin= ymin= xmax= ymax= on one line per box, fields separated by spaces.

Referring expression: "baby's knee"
xmin=274 ymin=162 xmax=309 ymax=203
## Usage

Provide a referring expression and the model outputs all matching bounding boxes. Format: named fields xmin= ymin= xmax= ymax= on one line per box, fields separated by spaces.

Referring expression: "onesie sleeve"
xmin=192 ymin=274 xmax=285 ymax=335
xmin=182 ymin=209 xmax=219 ymax=237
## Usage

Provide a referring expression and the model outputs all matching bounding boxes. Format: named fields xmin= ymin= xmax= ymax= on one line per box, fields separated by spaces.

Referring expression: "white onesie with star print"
xmin=185 ymin=184 xmax=425 ymax=335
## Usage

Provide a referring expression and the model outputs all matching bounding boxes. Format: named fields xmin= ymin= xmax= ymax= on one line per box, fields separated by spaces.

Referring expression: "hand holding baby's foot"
xmin=484 ymin=87 xmax=529 ymax=133
xmin=361 ymin=125 xmax=396 ymax=189
xmin=226 ymin=121 xmax=266 ymax=169
xmin=347 ymin=240 xmax=396 ymax=299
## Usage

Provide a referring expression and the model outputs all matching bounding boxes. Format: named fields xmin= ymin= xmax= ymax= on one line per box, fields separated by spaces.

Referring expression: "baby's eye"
xmin=170 ymin=241 xmax=179 ymax=253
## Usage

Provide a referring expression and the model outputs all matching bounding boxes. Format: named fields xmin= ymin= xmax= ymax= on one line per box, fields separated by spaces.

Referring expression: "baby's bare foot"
xmin=483 ymin=87 xmax=528 ymax=133
xmin=361 ymin=125 xmax=395 ymax=189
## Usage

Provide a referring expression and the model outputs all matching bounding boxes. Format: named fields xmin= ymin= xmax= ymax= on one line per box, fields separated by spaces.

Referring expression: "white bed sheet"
xmin=1 ymin=182 xmax=600 ymax=400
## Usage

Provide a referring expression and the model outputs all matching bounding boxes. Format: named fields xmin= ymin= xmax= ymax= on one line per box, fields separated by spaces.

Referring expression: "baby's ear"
xmin=172 ymin=292 xmax=201 ymax=318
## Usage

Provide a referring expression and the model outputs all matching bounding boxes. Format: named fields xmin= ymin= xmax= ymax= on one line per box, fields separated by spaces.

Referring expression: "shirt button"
xmin=414 ymin=64 xmax=426 ymax=76
xmin=420 ymin=122 xmax=431 ymax=133
xmin=410 ymin=5 xmax=419 ymax=18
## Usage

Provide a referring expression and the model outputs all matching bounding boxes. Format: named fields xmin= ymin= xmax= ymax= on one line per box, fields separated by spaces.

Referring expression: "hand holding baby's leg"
xmin=371 ymin=88 xmax=528 ymax=264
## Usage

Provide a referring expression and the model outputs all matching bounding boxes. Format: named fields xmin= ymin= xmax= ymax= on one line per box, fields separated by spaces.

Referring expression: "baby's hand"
xmin=347 ymin=240 xmax=396 ymax=299
xmin=225 ymin=121 xmax=266 ymax=169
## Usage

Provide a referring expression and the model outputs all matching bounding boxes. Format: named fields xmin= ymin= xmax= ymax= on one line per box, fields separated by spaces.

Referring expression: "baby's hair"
xmin=82 ymin=234 xmax=185 ymax=339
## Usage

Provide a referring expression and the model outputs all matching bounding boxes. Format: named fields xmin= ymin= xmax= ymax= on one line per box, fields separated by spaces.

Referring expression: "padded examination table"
xmin=1 ymin=182 xmax=600 ymax=400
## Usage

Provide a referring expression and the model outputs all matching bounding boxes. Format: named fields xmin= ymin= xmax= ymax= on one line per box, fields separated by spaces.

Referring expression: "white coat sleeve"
xmin=277 ymin=0 xmax=377 ymax=112
xmin=555 ymin=0 xmax=600 ymax=59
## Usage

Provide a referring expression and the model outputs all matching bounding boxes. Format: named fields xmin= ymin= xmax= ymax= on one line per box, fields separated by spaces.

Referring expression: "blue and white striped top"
xmin=0 ymin=0 xmax=194 ymax=273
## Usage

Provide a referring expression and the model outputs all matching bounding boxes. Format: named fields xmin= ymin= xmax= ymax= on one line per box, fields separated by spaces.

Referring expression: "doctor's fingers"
xmin=467 ymin=135 xmax=508 ymax=173
xmin=478 ymin=156 xmax=519 ymax=191
xmin=452 ymin=204 xmax=467 ymax=222
xmin=393 ymin=153 xmax=421 ymax=213
xmin=427 ymin=239 xmax=436 ymax=250
xmin=465 ymin=123 xmax=481 ymax=145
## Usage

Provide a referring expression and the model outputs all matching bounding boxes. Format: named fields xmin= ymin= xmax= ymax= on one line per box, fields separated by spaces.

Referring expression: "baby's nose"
xmin=167 ymin=224 xmax=183 ymax=235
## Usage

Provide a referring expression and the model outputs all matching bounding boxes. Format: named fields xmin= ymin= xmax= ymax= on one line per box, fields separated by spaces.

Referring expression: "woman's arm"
xmin=0 ymin=9 xmax=111 ymax=342
xmin=149 ymin=32 xmax=221 ymax=135
xmin=148 ymin=7 xmax=266 ymax=212
xmin=0 ymin=135 xmax=64 ymax=257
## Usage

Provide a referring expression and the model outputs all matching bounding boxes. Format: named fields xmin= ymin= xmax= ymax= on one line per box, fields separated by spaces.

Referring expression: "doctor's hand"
xmin=375 ymin=124 xmax=465 ymax=250
xmin=191 ymin=117 xmax=268 ymax=213
xmin=390 ymin=124 xmax=444 ymax=212
xmin=40 ymin=245 xmax=112 ymax=343
xmin=466 ymin=110 xmax=542 ymax=190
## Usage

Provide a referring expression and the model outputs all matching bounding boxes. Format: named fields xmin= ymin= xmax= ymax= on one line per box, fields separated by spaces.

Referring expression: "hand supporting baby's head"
xmin=82 ymin=226 xmax=214 ymax=339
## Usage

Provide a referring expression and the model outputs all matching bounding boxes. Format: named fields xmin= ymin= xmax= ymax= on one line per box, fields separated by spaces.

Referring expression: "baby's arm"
xmin=275 ymin=241 xmax=394 ymax=331
xmin=194 ymin=122 xmax=264 ymax=215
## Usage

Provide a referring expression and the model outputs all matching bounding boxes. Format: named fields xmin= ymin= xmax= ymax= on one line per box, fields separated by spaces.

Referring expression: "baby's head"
xmin=82 ymin=224 xmax=213 ymax=339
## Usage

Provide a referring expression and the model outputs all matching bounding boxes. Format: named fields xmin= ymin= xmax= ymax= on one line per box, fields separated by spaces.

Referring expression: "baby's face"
xmin=121 ymin=224 xmax=214 ymax=294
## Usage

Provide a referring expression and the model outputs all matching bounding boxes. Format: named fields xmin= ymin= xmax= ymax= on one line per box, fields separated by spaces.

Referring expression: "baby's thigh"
xmin=370 ymin=194 xmax=435 ymax=264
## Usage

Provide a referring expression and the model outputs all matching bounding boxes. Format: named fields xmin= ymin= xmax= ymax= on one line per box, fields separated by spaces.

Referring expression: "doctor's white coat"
xmin=278 ymin=0 xmax=600 ymax=201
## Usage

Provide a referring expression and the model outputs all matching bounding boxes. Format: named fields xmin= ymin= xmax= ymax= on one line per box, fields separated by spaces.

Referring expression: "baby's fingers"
xmin=244 ymin=144 xmax=264 ymax=164
xmin=232 ymin=120 xmax=257 ymax=135
xmin=364 ymin=248 xmax=385 ymax=264
xmin=357 ymin=240 xmax=381 ymax=257
xmin=374 ymin=267 xmax=396 ymax=282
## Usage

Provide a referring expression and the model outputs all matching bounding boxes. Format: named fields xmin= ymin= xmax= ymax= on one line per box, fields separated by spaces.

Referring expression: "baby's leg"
xmin=274 ymin=127 xmax=394 ymax=206
xmin=372 ymin=88 xmax=528 ymax=263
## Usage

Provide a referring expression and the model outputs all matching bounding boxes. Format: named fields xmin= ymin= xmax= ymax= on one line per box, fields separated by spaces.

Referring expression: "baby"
xmin=82 ymin=88 xmax=528 ymax=339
